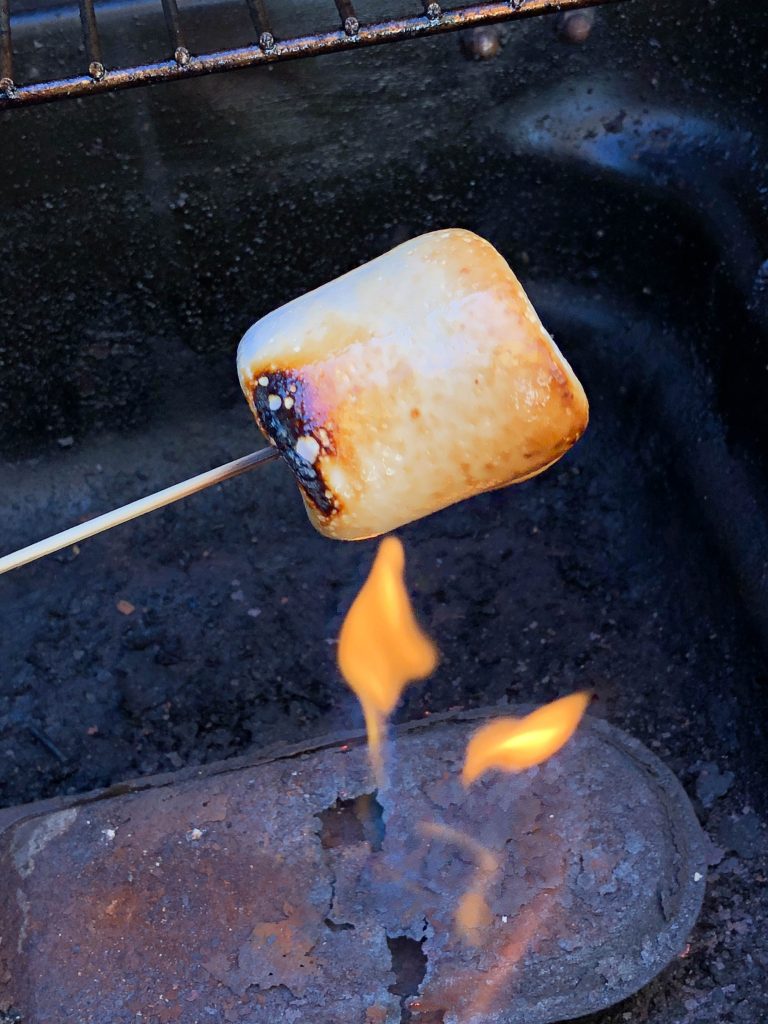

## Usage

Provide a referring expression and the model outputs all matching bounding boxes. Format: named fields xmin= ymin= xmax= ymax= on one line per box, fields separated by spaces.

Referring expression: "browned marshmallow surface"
xmin=237 ymin=229 xmax=588 ymax=540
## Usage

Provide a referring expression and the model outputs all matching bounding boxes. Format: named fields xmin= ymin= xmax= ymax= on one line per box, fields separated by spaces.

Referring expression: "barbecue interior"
xmin=0 ymin=1 xmax=766 ymax=1022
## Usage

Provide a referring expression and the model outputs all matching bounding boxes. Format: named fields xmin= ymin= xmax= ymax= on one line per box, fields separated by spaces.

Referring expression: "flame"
xmin=338 ymin=536 xmax=438 ymax=785
xmin=420 ymin=822 xmax=499 ymax=945
xmin=456 ymin=890 xmax=493 ymax=934
xmin=462 ymin=691 xmax=591 ymax=785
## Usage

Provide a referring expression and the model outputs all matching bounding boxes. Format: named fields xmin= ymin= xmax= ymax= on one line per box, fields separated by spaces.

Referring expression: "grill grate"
xmin=0 ymin=0 xmax=624 ymax=111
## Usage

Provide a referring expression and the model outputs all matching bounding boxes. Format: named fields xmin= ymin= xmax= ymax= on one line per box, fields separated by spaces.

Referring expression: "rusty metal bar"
xmin=161 ymin=0 xmax=190 ymax=65
xmin=0 ymin=0 xmax=630 ymax=111
xmin=245 ymin=0 xmax=275 ymax=51
xmin=0 ymin=0 xmax=14 ymax=90
xmin=78 ymin=0 xmax=105 ymax=80
xmin=334 ymin=0 xmax=359 ymax=37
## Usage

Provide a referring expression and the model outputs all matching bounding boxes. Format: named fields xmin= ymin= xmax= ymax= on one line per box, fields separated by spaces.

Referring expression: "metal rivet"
xmin=558 ymin=9 xmax=594 ymax=43
xmin=460 ymin=25 xmax=502 ymax=60
xmin=88 ymin=61 xmax=105 ymax=81
xmin=259 ymin=31 xmax=275 ymax=51
xmin=344 ymin=16 xmax=359 ymax=36
xmin=174 ymin=46 xmax=191 ymax=66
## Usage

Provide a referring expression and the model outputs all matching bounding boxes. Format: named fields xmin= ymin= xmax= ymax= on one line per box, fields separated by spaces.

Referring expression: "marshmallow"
xmin=238 ymin=229 xmax=588 ymax=540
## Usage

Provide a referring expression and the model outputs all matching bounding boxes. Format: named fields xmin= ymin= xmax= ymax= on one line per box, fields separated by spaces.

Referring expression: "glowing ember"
xmin=338 ymin=536 xmax=438 ymax=785
xmin=462 ymin=691 xmax=591 ymax=785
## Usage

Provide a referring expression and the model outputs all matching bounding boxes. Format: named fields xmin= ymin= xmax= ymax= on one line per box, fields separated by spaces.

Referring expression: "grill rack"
xmin=0 ymin=0 xmax=622 ymax=111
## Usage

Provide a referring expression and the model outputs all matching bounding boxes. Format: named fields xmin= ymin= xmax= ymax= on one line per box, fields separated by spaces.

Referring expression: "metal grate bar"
xmin=78 ymin=0 xmax=105 ymax=79
xmin=0 ymin=0 xmax=629 ymax=110
xmin=0 ymin=0 xmax=13 ymax=90
xmin=244 ymin=0 xmax=275 ymax=51
xmin=161 ymin=0 xmax=190 ymax=64
xmin=334 ymin=0 xmax=359 ymax=37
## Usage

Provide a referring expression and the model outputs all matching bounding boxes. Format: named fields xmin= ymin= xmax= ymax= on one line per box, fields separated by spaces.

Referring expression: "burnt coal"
xmin=695 ymin=763 xmax=735 ymax=810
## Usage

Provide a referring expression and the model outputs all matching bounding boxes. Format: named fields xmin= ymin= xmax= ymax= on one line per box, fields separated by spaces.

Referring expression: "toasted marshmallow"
xmin=237 ymin=229 xmax=588 ymax=540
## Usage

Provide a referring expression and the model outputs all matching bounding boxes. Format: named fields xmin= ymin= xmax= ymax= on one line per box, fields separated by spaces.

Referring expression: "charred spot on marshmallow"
xmin=251 ymin=370 xmax=337 ymax=517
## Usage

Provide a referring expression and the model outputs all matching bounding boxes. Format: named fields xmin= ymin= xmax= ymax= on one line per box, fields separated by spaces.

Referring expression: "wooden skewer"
xmin=0 ymin=446 xmax=280 ymax=576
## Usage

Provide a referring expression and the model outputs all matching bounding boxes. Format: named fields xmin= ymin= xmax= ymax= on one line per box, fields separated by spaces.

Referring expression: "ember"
xmin=338 ymin=536 xmax=438 ymax=785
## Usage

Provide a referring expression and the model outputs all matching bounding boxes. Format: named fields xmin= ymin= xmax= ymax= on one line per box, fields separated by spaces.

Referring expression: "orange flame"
xmin=462 ymin=691 xmax=591 ymax=785
xmin=338 ymin=537 xmax=438 ymax=785
xmin=419 ymin=822 xmax=499 ymax=945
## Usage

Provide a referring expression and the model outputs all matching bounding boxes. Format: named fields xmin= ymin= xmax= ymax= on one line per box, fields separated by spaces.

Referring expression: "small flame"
xmin=338 ymin=536 xmax=438 ymax=785
xmin=456 ymin=890 xmax=493 ymax=935
xmin=420 ymin=822 xmax=499 ymax=945
xmin=462 ymin=691 xmax=591 ymax=785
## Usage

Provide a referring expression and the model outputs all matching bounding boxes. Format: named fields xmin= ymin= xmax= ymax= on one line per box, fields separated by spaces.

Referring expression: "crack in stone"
xmin=324 ymin=917 xmax=355 ymax=932
xmin=386 ymin=934 xmax=429 ymax=1023
xmin=317 ymin=792 xmax=386 ymax=852
xmin=316 ymin=791 xmax=386 ymax=930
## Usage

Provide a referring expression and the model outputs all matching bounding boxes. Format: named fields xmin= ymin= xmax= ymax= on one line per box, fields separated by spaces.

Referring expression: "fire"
xmin=462 ymin=691 xmax=591 ymax=785
xmin=338 ymin=536 xmax=438 ymax=785
xmin=420 ymin=822 xmax=499 ymax=945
